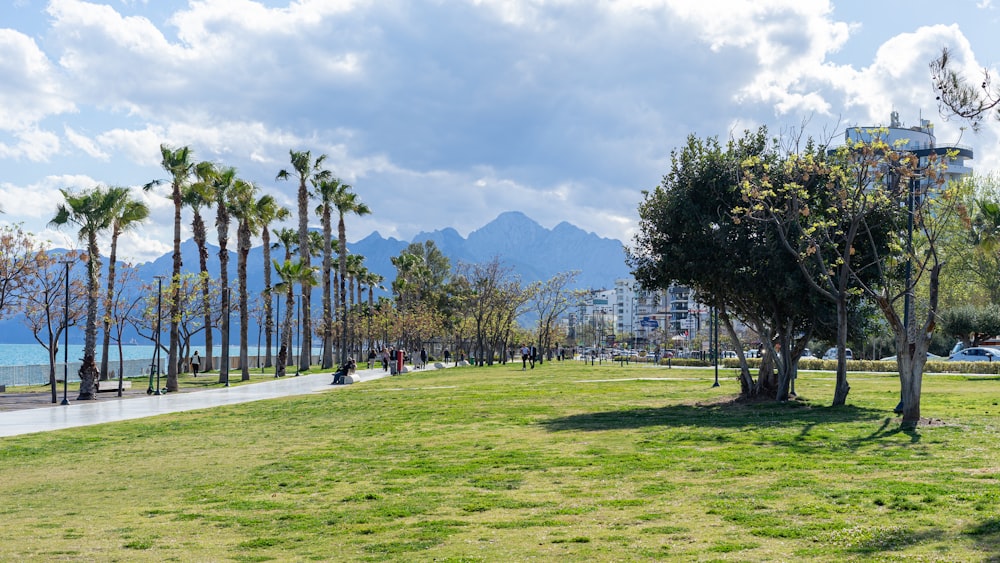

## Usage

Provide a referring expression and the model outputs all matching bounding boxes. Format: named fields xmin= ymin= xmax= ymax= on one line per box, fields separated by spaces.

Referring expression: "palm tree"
xmin=314 ymin=177 xmax=346 ymax=369
xmin=272 ymin=259 xmax=317 ymax=377
xmin=972 ymin=198 xmax=1000 ymax=256
xmin=332 ymin=183 xmax=371 ymax=364
xmin=363 ymin=270 xmax=385 ymax=352
xmin=256 ymin=198 xmax=290 ymax=369
xmin=186 ymin=161 xmax=218 ymax=372
xmin=346 ymin=254 xmax=365 ymax=310
xmin=230 ymin=180 xmax=262 ymax=381
xmin=147 ymin=144 xmax=194 ymax=392
xmin=50 ymin=186 xmax=119 ymax=400
xmin=99 ymin=187 xmax=149 ymax=382
xmin=277 ymin=150 xmax=331 ymax=372
xmin=212 ymin=166 xmax=238 ymax=385
xmin=274 ymin=227 xmax=299 ymax=357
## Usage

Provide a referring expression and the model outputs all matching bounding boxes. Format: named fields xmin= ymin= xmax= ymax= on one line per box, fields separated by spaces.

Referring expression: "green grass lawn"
xmin=1 ymin=362 xmax=999 ymax=561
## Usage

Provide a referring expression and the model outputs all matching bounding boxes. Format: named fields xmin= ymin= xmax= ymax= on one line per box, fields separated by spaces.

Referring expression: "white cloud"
xmin=0 ymin=128 xmax=61 ymax=161
xmin=0 ymin=29 xmax=75 ymax=130
xmin=64 ymin=126 xmax=110 ymax=160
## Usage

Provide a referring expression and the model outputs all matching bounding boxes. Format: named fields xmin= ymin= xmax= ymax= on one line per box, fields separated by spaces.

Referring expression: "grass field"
xmin=1 ymin=361 xmax=999 ymax=561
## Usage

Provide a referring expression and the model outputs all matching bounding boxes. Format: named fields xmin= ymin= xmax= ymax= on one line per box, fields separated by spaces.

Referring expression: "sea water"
xmin=0 ymin=343 xmax=272 ymax=367
xmin=0 ymin=343 xmax=277 ymax=387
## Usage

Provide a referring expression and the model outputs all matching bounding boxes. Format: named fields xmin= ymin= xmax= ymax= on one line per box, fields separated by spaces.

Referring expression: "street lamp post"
xmin=274 ymin=290 xmax=280 ymax=378
xmin=712 ymin=307 xmax=720 ymax=388
xmin=153 ymin=276 xmax=164 ymax=395
xmin=295 ymin=295 xmax=301 ymax=376
xmin=60 ymin=260 xmax=72 ymax=405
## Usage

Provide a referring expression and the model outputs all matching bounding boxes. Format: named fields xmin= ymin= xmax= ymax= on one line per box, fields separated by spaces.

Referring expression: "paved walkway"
xmin=0 ymin=364 xmax=423 ymax=438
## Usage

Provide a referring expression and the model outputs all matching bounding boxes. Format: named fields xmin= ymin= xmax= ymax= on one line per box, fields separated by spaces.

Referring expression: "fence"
xmin=0 ymin=354 xmax=321 ymax=387
xmin=0 ymin=358 xmax=161 ymax=387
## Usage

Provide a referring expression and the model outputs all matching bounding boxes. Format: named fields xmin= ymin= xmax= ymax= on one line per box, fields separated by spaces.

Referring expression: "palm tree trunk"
xmin=78 ymin=235 xmax=101 ymax=400
xmin=321 ymin=208 xmax=333 ymax=369
xmin=218 ymin=221 xmax=231 ymax=385
xmin=100 ymin=227 xmax=120 ymax=381
xmin=194 ymin=212 xmax=214 ymax=372
xmin=338 ymin=220 xmax=348 ymax=365
xmin=297 ymin=180 xmax=311 ymax=372
xmin=262 ymin=230 xmax=274 ymax=368
xmin=239 ymin=222 xmax=251 ymax=380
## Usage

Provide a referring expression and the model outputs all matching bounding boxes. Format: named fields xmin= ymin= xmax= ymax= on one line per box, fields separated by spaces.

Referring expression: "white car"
xmin=879 ymin=352 xmax=942 ymax=361
xmin=823 ymin=348 xmax=853 ymax=360
xmin=947 ymin=347 xmax=1000 ymax=362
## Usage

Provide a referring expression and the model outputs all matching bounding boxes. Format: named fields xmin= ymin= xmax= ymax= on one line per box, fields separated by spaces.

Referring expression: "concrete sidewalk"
xmin=0 ymin=364 xmax=422 ymax=438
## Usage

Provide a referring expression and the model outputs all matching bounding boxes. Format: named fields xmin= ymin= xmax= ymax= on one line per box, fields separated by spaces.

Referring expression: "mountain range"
xmin=0 ymin=211 xmax=631 ymax=344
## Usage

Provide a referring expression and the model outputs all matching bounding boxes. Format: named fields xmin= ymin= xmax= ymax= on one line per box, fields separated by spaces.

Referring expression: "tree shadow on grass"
xmin=540 ymin=398 xmax=929 ymax=450
xmin=540 ymin=398 xmax=888 ymax=433
xmin=965 ymin=517 xmax=1000 ymax=562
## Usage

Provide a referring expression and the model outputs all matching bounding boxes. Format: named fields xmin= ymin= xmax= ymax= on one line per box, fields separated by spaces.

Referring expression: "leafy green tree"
xmin=50 ymin=186 xmax=120 ymax=399
xmin=630 ymin=131 xmax=831 ymax=400
xmin=392 ymin=241 xmax=452 ymax=312
xmin=939 ymin=304 xmax=1000 ymax=349
xmin=742 ymin=129 xmax=958 ymax=426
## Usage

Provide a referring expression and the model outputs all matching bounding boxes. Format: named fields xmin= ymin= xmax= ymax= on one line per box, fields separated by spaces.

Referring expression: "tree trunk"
xmin=322 ymin=208 xmax=333 ymax=369
xmin=167 ymin=186 xmax=182 ymax=392
xmin=218 ymin=226 xmax=230 ymax=385
xmin=79 ymin=235 xmax=101 ymax=400
xmin=898 ymin=344 xmax=926 ymax=428
xmin=721 ymin=309 xmax=755 ymax=397
xmin=832 ymin=295 xmax=851 ymax=406
xmin=297 ymin=179 xmax=311 ymax=372
xmin=239 ymin=222 xmax=250 ymax=381
xmin=262 ymin=229 xmax=273 ymax=369
xmin=194 ymin=212 xmax=214 ymax=372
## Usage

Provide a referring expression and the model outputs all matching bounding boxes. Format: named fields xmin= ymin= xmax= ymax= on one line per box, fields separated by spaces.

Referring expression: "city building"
xmin=841 ymin=110 xmax=974 ymax=187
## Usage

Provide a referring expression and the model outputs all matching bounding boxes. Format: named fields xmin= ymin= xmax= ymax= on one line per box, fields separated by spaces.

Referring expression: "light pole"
xmin=153 ymin=276 xmax=164 ymax=395
xmin=712 ymin=306 xmax=720 ymax=388
xmin=274 ymin=289 xmax=280 ymax=378
xmin=220 ymin=287 xmax=231 ymax=387
xmin=295 ymin=294 xmax=301 ymax=376
xmin=60 ymin=260 xmax=73 ymax=405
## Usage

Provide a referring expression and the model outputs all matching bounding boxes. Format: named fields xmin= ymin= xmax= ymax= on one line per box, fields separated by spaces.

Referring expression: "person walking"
xmin=520 ymin=344 xmax=529 ymax=371
xmin=420 ymin=347 xmax=428 ymax=369
xmin=191 ymin=351 xmax=201 ymax=377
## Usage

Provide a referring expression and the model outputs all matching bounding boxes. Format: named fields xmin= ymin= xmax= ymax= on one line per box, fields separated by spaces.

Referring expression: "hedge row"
xmin=718 ymin=358 xmax=1000 ymax=375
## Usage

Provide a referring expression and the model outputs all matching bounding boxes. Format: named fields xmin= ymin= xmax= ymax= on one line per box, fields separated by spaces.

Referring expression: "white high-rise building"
xmin=842 ymin=110 xmax=974 ymax=186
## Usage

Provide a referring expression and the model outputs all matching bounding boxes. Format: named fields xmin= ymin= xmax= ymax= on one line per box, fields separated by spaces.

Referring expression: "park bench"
xmin=331 ymin=360 xmax=357 ymax=385
xmin=96 ymin=380 xmax=133 ymax=393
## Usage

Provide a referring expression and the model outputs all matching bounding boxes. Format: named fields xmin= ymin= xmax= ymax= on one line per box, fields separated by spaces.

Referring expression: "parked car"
xmin=823 ymin=347 xmax=853 ymax=360
xmin=879 ymin=352 xmax=942 ymax=361
xmin=947 ymin=347 xmax=1000 ymax=362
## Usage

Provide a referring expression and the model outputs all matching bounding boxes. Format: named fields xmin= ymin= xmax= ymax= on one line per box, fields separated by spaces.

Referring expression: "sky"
xmin=3 ymin=0 xmax=1000 ymax=264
